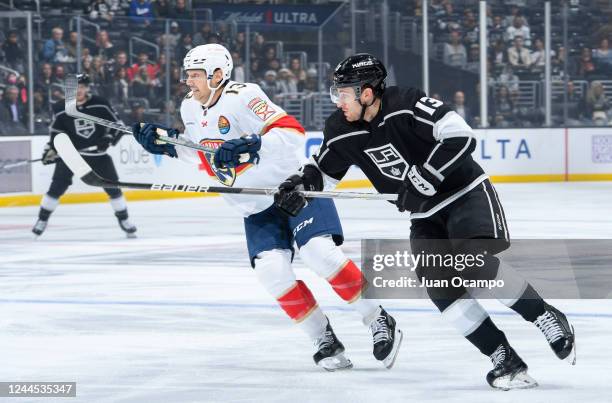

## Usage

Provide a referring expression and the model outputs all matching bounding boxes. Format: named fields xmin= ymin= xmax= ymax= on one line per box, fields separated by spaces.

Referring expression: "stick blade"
xmin=64 ymin=75 xmax=78 ymax=116
xmin=53 ymin=133 xmax=92 ymax=179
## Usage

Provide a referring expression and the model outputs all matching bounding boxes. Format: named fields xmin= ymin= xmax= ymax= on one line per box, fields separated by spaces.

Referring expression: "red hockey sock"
xmin=328 ymin=260 xmax=366 ymax=303
xmin=277 ymin=280 xmax=318 ymax=322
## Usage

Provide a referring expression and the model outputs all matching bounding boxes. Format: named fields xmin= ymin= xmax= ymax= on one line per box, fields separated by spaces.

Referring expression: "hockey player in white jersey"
xmin=131 ymin=44 xmax=402 ymax=371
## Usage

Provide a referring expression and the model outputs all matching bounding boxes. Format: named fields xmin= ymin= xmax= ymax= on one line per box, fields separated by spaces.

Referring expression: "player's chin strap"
xmin=202 ymin=79 xmax=228 ymax=110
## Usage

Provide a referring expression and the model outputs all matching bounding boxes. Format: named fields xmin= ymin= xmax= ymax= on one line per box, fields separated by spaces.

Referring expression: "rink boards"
xmin=1 ymin=127 xmax=612 ymax=206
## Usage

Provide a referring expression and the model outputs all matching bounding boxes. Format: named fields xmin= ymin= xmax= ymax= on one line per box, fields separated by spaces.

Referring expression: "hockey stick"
xmin=0 ymin=158 xmax=43 ymax=171
xmin=64 ymin=75 xmax=244 ymax=159
xmin=54 ymin=132 xmax=398 ymax=201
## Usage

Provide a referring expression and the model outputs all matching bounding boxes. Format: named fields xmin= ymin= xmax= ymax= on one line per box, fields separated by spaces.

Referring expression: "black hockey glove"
xmin=96 ymin=133 xmax=114 ymax=152
xmin=41 ymin=142 xmax=58 ymax=165
xmin=396 ymin=165 xmax=441 ymax=213
xmin=274 ymin=164 xmax=323 ymax=217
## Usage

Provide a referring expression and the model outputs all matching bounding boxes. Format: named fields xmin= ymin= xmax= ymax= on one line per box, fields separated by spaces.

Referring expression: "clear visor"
xmin=329 ymin=84 xmax=361 ymax=104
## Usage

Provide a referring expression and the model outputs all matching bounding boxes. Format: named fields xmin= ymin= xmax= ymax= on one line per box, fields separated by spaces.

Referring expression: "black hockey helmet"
xmin=331 ymin=53 xmax=387 ymax=102
xmin=76 ymin=73 xmax=91 ymax=86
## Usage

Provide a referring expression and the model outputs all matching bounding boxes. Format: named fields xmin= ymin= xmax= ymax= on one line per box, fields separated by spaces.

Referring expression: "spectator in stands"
xmin=42 ymin=27 xmax=71 ymax=63
xmin=265 ymin=58 xmax=281 ymax=74
xmin=451 ymin=90 xmax=472 ymax=125
xmin=169 ymin=0 xmax=191 ymax=24
xmin=110 ymin=66 xmax=129 ymax=107
xmin=37 ymin=63 xmax=54 ymax=95
xmin=303 ymin=67 xmax=319 ymax=93
xmin=498 ymin=64 xmax=519 ymax=92
xmin=1 ymin=85 xmax=26 ymax=126
xmin=489 ymin=15 xmax=505 ymax=44
xmin=577 ymin=47 xmax=596 ymax=77
xmin=2 ymin=30 xmax=24 ymax=72
xmin=107 ymin=49 xmax=130 ymax=80
xmin=289 ymin=57 xmax=307 ymax=90
xmin=508 ymin=36 xmax=531 ymax=69
xmin=129 ymin=0 xmax=154 ymax=27
xmin=249 ymin=58 xmax=263 ymax=83
xmin=592 ymin=38 xmax=612 ymax=71
xmin=505 ymin=6 xmax=527 ymax=28
xmin=231 ymin=51 xmax=245 ymax=83
xmin=443 ymin=30 xmax=467 ymax=68
xmin=158 ymin=21 xmax=181 ymax=55
xmin=153 ymin=0 xmax=170 ymax=18
xmin=131 ymin=65 xmax=153 ymax=99
xmin=53 ymin=65 xmax=66 ymax=85
xmin=492 ymin=85 xmax=514 ymax=123
xmin=435 ymin=2 xmax=460 ymax=33
xmin=277 ymin=68 xmax=298 ymax=99
xmin=128 ymin=100 xmax=146 ymax=124
xmin=493 ymin=113 xmax=511 ymax=128
xmin=91 ymin=56 xmax=108 ymax=84
xmin=33 ymin=88 xmax=51 ymax=126
xmin=465 ymin=44 xmax=480 ymax=73
xmin=176 ymin=33 xmax=193 ymax=65
xmin=259 ymin=70 xmax=282 ymax=101
xmin=552 ymin=46 xmax=567 ymax=76
xmin=82 ymin=57 xmax=94 ymax=77
xmin=554 ymin=81 xmax=583 ymax=124
xmin=94 ymin=30 xmax=114 ymax=60
xmin=251 ymin=33 xmax=266 ymax=59
xmin=232 ymin=32 xmax=246 ymax=57
xmin=216 ymin=22 xmax=230 ymax=47
xmin=506 ymin=16 xmax=531 ymax=47
xmin=81 ymin=47 xmax=93 ymax=66
xmin=129 ymin=52 xmax=157 ymax=81
xmin=88 ymin=0 xmax=115 ymax=23
xmin=193 ymin=23 xmax=213 ymax=47
xmin=490 ymin=39 xmax=508 ymax=69
xmin=530 ymin=38 xmax=547 ymax=69
xmin=584 ymin=81 xmax=610 ymax=125
xmin=65 ymin=31 xmax=79 ymax=63
xmin=463 ymin=9 xmax=479 ymax=47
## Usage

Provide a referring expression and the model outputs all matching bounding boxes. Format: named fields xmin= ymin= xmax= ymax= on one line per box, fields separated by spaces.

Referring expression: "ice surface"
xmin=1 ymin=182 xmax=611 ymax=402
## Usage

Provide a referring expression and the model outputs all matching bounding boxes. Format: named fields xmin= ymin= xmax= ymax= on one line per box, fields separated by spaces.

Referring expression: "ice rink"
xmin=1 ymin=182 xmax=611 ymax=403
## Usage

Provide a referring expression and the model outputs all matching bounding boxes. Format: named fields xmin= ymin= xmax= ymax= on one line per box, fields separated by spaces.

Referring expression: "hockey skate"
xmin=486 ymin=343 xmax=538 ymax=390
xmin=369 ymin=306 xmax=403 ymax=369
xmin=115 ymin=211 xmax=137 ymax=238
xmin=534 ymin=302 xmax=576 ymax=365
xmin=32 ymin=219 xmax=48 ymax=238
xmin=313 ymin=322 xmax=353 ymax=371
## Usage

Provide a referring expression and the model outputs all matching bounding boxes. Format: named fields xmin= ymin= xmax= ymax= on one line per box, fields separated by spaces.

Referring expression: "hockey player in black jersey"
xmin=275 ymin=54 xmax=576 ymax=390
xmin=32 ymin=74 xmax=137 ymax=238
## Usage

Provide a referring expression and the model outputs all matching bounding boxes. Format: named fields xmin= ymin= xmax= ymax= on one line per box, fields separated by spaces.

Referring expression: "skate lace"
xmin=491 ymin=345 xmax=506 ymax=367
xmin=534 ymin=311 xmax=564 ymax=343
xmin=370 ymin=316 xmax=390 ymax=344
xmin=315 ymin=330 xmax=334 ymax=350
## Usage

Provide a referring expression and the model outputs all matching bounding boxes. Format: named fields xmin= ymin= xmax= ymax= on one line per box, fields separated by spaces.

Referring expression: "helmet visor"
xmin=329 ymin=84 xmax=360 ymax=104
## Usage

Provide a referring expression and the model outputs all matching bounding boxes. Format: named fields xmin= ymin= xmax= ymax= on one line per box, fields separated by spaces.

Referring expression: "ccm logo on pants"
xmin=293 ymin=217 xmax=314 ymax=236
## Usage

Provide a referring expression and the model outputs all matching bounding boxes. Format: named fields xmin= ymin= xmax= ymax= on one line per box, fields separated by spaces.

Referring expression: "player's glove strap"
xmin=396 ymin=165 xmax=441 ymax=213
xmin=132 ymin=123 xmax=179 ymax=158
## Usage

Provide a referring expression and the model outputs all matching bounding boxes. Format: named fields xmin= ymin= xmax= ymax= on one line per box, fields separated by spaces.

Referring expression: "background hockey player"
xmin=33 ymin=74 xmax=137 ymax=238
xmin=130 ymin=44 xmax=402 ymax=371
xmin=275 ymin=53 xmax=576 ymax=388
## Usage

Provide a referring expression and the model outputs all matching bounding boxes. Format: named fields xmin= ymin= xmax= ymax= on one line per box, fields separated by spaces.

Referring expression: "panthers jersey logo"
xmin=196 ymin=139 xmax=252 ymax=187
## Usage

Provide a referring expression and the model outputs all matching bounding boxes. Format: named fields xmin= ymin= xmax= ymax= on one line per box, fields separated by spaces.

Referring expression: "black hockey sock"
xmin=509 ymin=284 xmax=546 ymax=322
xmin=465 ymin=317 xmax=509 ymax=356
xmin=38 ymin=207 xmax=52 ymax=221
xmin=114 ymin=209 xmax=128 ymax=220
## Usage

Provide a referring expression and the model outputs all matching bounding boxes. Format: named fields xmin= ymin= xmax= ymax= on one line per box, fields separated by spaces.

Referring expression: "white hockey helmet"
xmin=182 ymin=43 xmax=233 ymax=82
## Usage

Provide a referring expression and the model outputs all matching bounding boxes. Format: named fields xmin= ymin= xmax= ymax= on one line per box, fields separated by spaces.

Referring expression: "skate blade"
xmin=564 ymin=325 xmax=576 ymax=365
xmin=382 ymin=328 xmax=403 ymax=369
xmin=126 ymin=232 xmax=137 ymax=239
xmin=317 ymin=353 xmax=353 ymax=372
xmin=491 ymin=370 xmax=539 ymax=391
